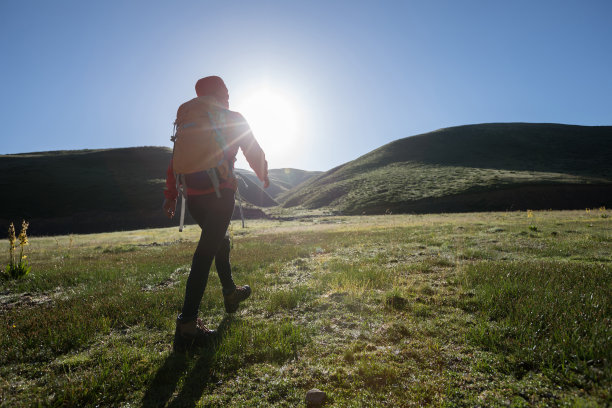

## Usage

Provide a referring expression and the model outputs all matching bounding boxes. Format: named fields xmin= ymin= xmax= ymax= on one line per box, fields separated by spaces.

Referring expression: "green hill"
xmin=3 ymin=123 xmax=610 ymax=234
xmin=0 ymin=147 xmax=316 ymax=235
xmin=280 ymin=123 xmax=612 ymax=213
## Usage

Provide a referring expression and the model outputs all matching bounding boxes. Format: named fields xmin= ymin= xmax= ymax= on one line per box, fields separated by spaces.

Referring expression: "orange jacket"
xmin=164 ymin=110 xmax=267 ymax=200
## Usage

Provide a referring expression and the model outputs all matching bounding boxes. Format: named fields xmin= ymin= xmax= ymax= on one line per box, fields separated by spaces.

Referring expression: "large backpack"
xmin=171 ymin=95 xmax=234 ymax=197
xmin=171 ymin=96 xmax=234 ymax=231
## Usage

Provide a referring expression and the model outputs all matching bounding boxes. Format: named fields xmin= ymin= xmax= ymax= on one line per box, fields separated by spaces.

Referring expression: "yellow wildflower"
xmin=8 ymin=222 xmax=16 ymax=250
xmin=527 ymin=210 xmax=533 ymax=218
xmin=18 ymin=220 xmax=29 ymax=247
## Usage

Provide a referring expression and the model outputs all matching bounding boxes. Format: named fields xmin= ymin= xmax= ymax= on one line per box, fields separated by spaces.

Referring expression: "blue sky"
xmin=1 ymin=1 xmax=611 ymax=171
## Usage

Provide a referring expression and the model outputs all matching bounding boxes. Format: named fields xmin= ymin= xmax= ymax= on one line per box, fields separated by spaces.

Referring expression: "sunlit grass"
xmin=462 ymin=260 xmax=611 ymax=381
xmin=0 ymin=211 xmax=610 ymax=406
xmin=265 ymin=286 xmax=312 ymax=313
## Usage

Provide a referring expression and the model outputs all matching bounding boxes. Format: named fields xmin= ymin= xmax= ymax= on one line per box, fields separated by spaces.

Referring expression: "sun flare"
xmin=235 ymin=89 xmax=298 ymax=154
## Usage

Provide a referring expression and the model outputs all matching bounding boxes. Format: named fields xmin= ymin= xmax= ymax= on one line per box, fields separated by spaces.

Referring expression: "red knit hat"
xmin=195 ymin=76 xmax=227 ymax=97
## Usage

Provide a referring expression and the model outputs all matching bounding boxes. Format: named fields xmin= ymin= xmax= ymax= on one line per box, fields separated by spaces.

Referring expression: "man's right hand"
xmin=163 ymin=198 xmax=177 ymax=219
xmin=263 ymin=175 xmax=270 ymax=189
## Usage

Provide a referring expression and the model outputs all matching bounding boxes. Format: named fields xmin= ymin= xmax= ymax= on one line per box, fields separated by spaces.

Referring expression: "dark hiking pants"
xmin=179 ymin=189 xmax=236 ymax=322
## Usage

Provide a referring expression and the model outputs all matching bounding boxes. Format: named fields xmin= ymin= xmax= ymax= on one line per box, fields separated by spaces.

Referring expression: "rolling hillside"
xmin=3 ymin=123 xmax=610 ymax=234
xmin=0 ymin=147 xmax=173 ymax=235
xmin=0 ymin=147 xmax=316 ymax=235
xmin=280 ymin=123 xmax=612 ymax=214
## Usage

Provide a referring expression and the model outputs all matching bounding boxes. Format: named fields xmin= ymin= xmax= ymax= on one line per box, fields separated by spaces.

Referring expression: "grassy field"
xmin=1 ymin=210 xmax=610 ymax=407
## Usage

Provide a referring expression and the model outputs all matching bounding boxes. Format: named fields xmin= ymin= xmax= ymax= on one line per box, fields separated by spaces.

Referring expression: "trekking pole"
xmin=178 ymin=175 xmax=187 ymax=232
xmin=236 ymin=183 xmax=246 ymax=228
xmin=233 ymin=174 xmax=247 ymax=228
xmin=179 ymin=193 xmax=186 ymax=232
xmin=170 ymin=122 xmax=187 ymax=232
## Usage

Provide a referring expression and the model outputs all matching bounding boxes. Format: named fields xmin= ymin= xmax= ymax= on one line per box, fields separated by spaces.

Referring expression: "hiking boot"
xmin=173 ymin=317 xmax=216 ymax=352
xmin=224 ymin=285 xmax=251 ymax=313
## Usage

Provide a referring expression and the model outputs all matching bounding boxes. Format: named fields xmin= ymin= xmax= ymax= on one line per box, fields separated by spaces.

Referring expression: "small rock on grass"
xmin=306 ymin=388 xmax=326 ymax=407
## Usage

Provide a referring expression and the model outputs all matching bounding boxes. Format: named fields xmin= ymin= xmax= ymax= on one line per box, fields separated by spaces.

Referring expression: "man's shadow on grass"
xmin=142 ymin=316 xmax=234 ymax=408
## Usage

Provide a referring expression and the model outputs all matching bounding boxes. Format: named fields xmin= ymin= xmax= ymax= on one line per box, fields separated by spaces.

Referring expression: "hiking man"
xmin=163 ymin=76 xmax=269 ymax=351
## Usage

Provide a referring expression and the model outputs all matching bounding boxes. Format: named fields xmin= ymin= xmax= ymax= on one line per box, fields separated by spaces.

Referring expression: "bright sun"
xmin=235 ymin=89 xmax=298 ymax=156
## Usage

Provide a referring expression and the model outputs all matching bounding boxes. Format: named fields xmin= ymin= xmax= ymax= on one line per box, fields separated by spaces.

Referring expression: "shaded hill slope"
xmin=0 ymin=147 xmax=175 ymax=234
xmin=0 ymin=147 xmax=317 ymax=235
xmin=280 ymin=123 xmax=612 ymax=213
xmin=1 ymin=147 xmax=170 ymax=217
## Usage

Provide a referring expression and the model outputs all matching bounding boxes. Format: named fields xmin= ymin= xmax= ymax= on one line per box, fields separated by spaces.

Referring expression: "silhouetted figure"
xmin=163 ymin=76 xmax=269 ymax=351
